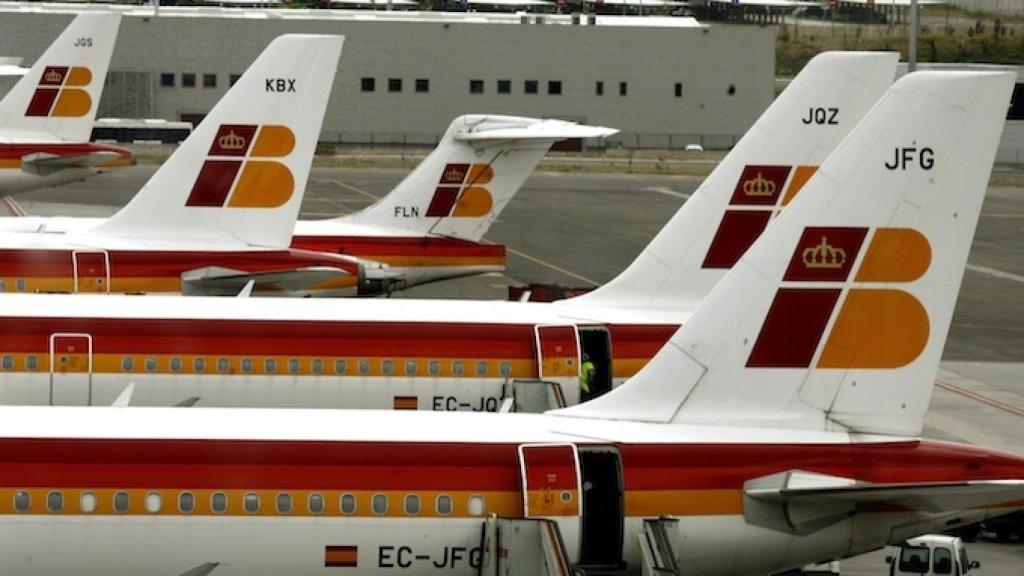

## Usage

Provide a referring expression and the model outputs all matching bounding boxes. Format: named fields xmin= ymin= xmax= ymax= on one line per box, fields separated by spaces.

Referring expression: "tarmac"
xmin=12 ymin=163 xmax=1024 ymax=574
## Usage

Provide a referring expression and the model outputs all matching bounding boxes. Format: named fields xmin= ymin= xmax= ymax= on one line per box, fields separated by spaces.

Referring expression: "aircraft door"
xmin=577 ymin=326 xmax=613 ymax=402
xmin=578 ymin=449 xmax=624 ymax=568
xmin=533 ymin=325 xmax=580 ymax=404
xmin=49 ymin=333 xmax=94 ymax=406
xmin=73 ymin=250 xmax=110 ymax=293
xmin=518 ymin=443 xmax=581 ymax=564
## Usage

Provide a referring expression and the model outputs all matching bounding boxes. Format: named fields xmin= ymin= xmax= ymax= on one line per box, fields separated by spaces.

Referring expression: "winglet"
xmin=334 ymin=115 xmax=617 ymax=241
xmin=0 ymin=12 xmax=121 ymax=142
xmin=89 ymin=34 xmax=344 ymax=248
xmin=554 ymin=71 xmax=1015 ymax=437
xmin=571 ymin=52 xmax=899 ymax=310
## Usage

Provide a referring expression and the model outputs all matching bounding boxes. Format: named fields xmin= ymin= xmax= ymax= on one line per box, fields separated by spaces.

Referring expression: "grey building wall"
xmin=0 ymin=9 xmax=776 ymax=149
xmin=952 ymin=0 xmax=1024 ymax=18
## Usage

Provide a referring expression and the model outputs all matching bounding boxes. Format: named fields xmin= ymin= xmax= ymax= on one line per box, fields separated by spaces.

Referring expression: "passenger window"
xmin=308 ymin=492 xmax=324 ymax=514
xmin=340 ymin=493 xmax=356 ymax=514
xmin=468 ymin=494 xmax=485 ymax=516
xmin=193 ymin=357 xmax=206 ymax=373
xmin=243 ymin=492 xmax=260 ymax=514
xmin=372 ymin=494 xmax=388 ymax=515
xmin=217 ymin=357 xmax=229 ymax=373
xmin=452 ymin=361 xmax=464 ymax=377
xmin=145 ymin=356 xmax=157 ymax=372
xmin=15 ymin=278 xmax=25 ymax=292
xmin=405 ymin=360 xmax=417 ymax=375
xmin=357 ymin=359 xmax=370 ymax=375
xmin=211 ymin=492 xmax=228 ymax=514
xmin=934 ymin=547 xmax=953 ymax=575
xmin=179 ymin=492 xmax=195 ymax=513
xmin=80 ymin=491 xmax=97 ymax=513
xmin=288 ymin=358 xmax=300 ymax=374
xmin=436 ymin=494 xmax=452 ymax=516
xmin=334 ymin=359 xmax=347 ymax=374
xmin=382 ymin=360 xmax=394 ymax=375
xmin=428 ymin=360 xmax=440 ymax=376
xmin=264 ymin=358 xmax=277 ymax=373
xmin=145 ymin=492 xmax=162 ymax=513
xmin=311 ymin=359 xmax=323 ymax=374
xmin=1 ymin=355 xmax=11 ymax=370
xmin=122 ymin=356 xmax=134 ymax=372
xmin=170 ymin=357 xmax=182 ymax=373
xmin=241 ymin=358 xmax=253 ymax=373
xmin=499 ymin=361 xmax=511 ymax=377
xmin=25 ymin=355 xmax=37 ymax=370
xmin=113 ymin=491 xmax=130 ymax=513
xmin=46 ymin=491 xmax=63 ymax=513
xmin=13 ymin=490 xmax=30 ymax=512
xmin=276 ymin=492 xmax=292 ymax=514
xmin=475 ymin=361 xmax=487 ymax=376
xmin=404 ymin=494 xmax=420 ymax=516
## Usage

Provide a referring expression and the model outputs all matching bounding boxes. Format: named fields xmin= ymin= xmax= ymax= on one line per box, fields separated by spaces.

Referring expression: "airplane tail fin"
xmin=0 ymin=12 xmax=120 ymax=142
xmin=90 ymin=34 xmax=343 ymax=248
xmin=571 ymin=52 xmax=898 ymax=310
xmin=339 ymin=115 xmax=617 ymax=241
xmin=555 ymin=71 xmax=1015 ymax=437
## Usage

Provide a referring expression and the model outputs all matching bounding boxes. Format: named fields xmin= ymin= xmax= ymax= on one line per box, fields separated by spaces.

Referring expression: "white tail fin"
xmin=338 ymin=115 xmax=617 ymax=241
xmin=0 ymin=13 xmax=120 ymax=142
xmin=557 ymin=71 xmax=1015 ymax=437
xmin=89 ymin=35 xmax=343 ymax=248
xmin=572 ymin=52 xmax=898 ymax=310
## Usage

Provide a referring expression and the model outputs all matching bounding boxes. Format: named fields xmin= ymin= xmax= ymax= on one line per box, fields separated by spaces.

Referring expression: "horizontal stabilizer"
xmin=177 ymin=562 xmax=220 ymax=576
xmin=744 ymin=470 xmax=1024 ymax=535
xmin=20 ymin=150 xmax=122 ymax=176
xmin=453 ymin=118 xmax=617 ymax=143
xmin=181 ymin=265 xmax=353 ymax=296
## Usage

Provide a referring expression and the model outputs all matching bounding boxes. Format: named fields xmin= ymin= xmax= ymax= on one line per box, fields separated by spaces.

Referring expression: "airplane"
xmin=0 ymin=52 xmax=899 ymax=409
xmin=0 ymin=70 xmax=1018 ymax=576
xmin=0 ymin=13 xmax=133 ymax=197
xmin=0 ymin=33 xmax=380 ymax=297
xmin=0 ymin=114 xmax=617 ymax=294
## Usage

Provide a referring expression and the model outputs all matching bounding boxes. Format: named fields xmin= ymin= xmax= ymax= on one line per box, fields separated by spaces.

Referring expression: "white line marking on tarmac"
xmin=330 ymin=179 xmax=381 ymax=201
xmin=504 ymin=247 xmax=600 ymax=287
xmin=642 ymin=186 xmax=691 ymax=199
xmin=966 ymin=263 xmax=1024 ymax=284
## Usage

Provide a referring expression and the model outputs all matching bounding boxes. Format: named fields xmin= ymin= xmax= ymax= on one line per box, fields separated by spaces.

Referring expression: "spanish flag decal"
xmin=325 ymin=546 xmax=358 ymax=568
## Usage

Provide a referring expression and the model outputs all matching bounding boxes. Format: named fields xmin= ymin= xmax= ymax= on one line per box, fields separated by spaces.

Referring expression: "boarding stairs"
xmin=638 ymin=518 xmax=681 ymax=576
xmin=500 ymin=379 xmax=567 ymax=413
xmin=479 ymin=516 xmax=580 ymax=576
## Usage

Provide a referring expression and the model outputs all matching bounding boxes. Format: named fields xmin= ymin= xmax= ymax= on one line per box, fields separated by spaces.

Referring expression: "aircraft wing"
xmin=744 ymin=470 xmax=1024 ymax=535
xmin=454 ymin=118 xmax=618 ymax=144
xmin=180 ymin=265 xmax=354 ymax=296
xmin=20 ymin=151 xmax=123 ymax=176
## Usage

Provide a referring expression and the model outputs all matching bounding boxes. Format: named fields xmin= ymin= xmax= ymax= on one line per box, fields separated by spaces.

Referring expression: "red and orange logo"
xmin=747 ymin=226 xmax=931 ymax=369
xmin=702 ymin=165 xmax=819 ymax=269
xmin=25 ymin=66 xmax=93 ymax=117
xmin=186 ymin=124 xmax=295 ymax=208
xmin=425 ymin=163 xmax=494 ymax=218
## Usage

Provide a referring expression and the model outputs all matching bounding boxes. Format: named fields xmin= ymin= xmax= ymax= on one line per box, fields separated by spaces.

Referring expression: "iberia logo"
xmin=425 ymin=163 xmax=494 ymax=218
xmin=747 ymin=226 xmax=932 ymax=369
xmin=25 ymin=66 xmax=93 ymax=117
xmin=702 ymin=165 xmax=819 ymax=269
xmin=186 ymin=124 xmax=295 ymax=208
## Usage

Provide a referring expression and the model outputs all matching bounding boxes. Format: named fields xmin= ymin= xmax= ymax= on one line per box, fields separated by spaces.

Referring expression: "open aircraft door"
xmin=72 ymin=250 xmax=110 ymax=293
xmin=518 ymin=443 xmax=581 ymax=565
xmin=49 ymin=333 xmax=94 ymax=406
xmin=533 ymin=325 xmax=580 ymax=405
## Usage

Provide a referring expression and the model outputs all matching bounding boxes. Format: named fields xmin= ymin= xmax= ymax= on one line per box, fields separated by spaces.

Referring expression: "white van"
xmin=886 ymin=535 xmax=981 ymax=576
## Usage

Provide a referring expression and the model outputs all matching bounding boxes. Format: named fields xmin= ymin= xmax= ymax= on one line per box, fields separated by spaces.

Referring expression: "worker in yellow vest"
xmin=580 ymin=353 xmax=596 ymax=395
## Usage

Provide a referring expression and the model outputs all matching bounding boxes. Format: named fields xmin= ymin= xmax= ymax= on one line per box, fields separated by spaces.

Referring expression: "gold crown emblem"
xmin=43 ymin=69 xmax=64 ymax=84
xmin=444 ymin=167 xmax=466 ymax=183
xmin=802 ymin=237 xmax=846 ymax=270
xmin=742 ymin=172 xmax=776 ymax=197
xmin=218 ymin=130 xmax=247 ymax=150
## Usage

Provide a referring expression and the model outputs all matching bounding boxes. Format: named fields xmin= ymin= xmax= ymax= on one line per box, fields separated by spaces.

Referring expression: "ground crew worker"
xmin=580 ymin=353 xmax=596 ymax=395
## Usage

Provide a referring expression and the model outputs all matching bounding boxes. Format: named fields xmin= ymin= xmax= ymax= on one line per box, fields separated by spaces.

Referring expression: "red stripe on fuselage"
xmin=291 ymin=236 xmax=506 ymax=259
xmin=0 ymin=438 xmax=1021 ymax=492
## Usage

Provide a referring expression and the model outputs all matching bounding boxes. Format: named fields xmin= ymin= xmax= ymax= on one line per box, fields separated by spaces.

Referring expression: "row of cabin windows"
xmin=0 ymin=355 xmax=513 ymax=377
xmin=360 ymin=78 xmax=706 ymax=98
xmin=13 ymin=490 xmax=479 ymax=517
xmin=160 ymin=73 xmax=242 ymax=89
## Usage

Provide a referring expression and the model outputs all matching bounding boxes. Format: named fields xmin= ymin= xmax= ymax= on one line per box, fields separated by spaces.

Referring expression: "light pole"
xmin=909 ymin=0 xmax=919 ymax=72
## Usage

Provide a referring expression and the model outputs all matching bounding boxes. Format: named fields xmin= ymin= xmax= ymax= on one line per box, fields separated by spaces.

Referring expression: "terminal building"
xmin=0 ymin=3 xmax=777 ymax=149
